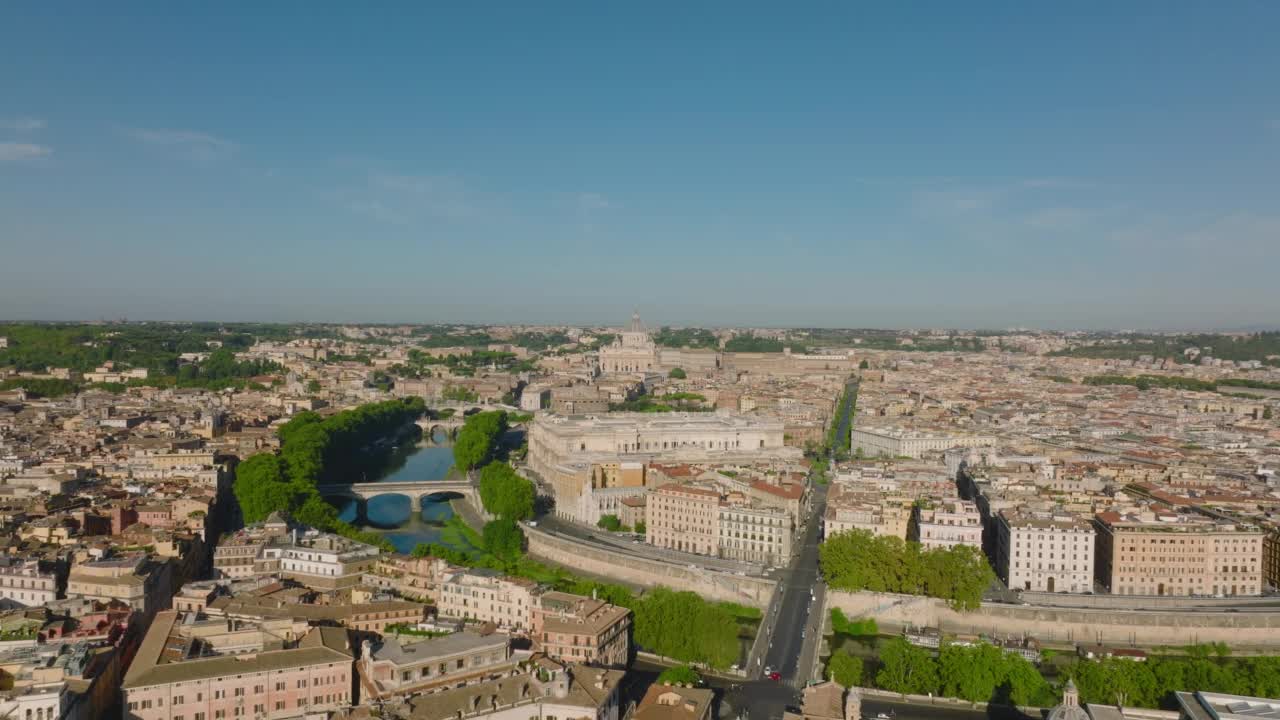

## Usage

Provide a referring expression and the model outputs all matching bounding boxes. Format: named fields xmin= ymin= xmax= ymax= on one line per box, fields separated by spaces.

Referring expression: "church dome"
xmin=1047 ymin=679 xmax=1090 ymax=720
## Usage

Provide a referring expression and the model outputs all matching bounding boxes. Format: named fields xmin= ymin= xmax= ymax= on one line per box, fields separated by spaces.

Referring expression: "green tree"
xmin=876 ymin=638 xmax=938 ymax=695
xmin=232 ymin=454 xmax=295 ymax=523
xmin=1265 ymin=406 xmax=1273 ymax=420
xmin=633 ymin=588 xmax=739 ymax=669
xmin=938 ymin=644 xmax=1005 ymax=702
xmin=826 ymin=649 xmax=863 ymax=688
xmin=634 ymin=521 xmax=647 ymax=534
xmin=657 ymin=665 xmax=702 ymax=686
xmin=820 ymin=529 xmax=993 ymax=610
xmin=482 ymin=518 xmax=525 ymax=562
xmin=452 ymin=430 xmax=490 ymax=473
xmin=597 ymin=514 xmax=623 ymax=531
xmin=453 ymin=410 xmax=508 ymax=472
xmin=668 ymin=367 xmax=687 ymax=379
xmin=478 ymin=463 xmax=535 ymax=521
xmin=306 ymin=379 xmax=322 ymax=393
xmin=859 ymin=359 xmax=870 ymax=369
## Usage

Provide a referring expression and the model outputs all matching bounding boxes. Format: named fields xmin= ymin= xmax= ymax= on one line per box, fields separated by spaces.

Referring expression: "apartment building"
xmin=438 ymin=570 xmax=538 ymax=631
xmin=718 ymin=502 xmax=793 ymax=566
xmin=914 ymin=500 xmax=983 ymax=550
xmin=123 ymin=611 xmax=354 ymax=720
xmin=1095 ymin=511 xmax=1264 ymax=596
xmin=1265 ymin=526 xmax=1280 ymax=592
xmin=0 ymin=558 xmax=57 ymax=606
xmin=258 ymin=531 xmax=380 ymax=590
xmin=213 ymin=520 xmax=379 ymax=590
xmin=360 ymin=630 xmax=514 ymax=700
xmin=67 ymin=554 xmax=172 ymax=620
xmin=533 ymin=591 xmax=631 ymax=667
xmin=646 ymin=484 xmax=720 ymax=556
xmin=400 ymin=659 xmax=623 ymax=720
xmin=825 ymin=482 xmax=914 ymax=540
xmin=994 ymin=510 xmax=1096 ymax=594
xmin=851 ymin=426 xmax=996 ymax=460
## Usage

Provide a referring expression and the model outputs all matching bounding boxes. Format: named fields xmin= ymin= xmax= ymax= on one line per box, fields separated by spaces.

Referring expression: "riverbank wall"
xmin=524 ymin=525 xmax=776 ymax=607
xmin=827 ymin=590 xmax=1280 ymax=649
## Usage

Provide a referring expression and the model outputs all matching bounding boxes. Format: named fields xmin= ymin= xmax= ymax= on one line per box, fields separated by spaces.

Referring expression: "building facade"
xmin=718 ymin=503 xmax=793 ymax=566
xmin=646 ymin=484 xmax=720 ymax=556
xmin=851 ymin=427 xmax=997 ymax=460
xmin=360 ymin=631 xmax=513 ymax=700
xmin=1095 ymin=511 xmax=1264 ymax=597
xmin=533 ymin=591 xmax=631 ymax=666
xmin=914 ymin=500 xmax=983 ymax=550
xmin=0 ymin=559 xmax=57 ymax=606
xmin=995 ymin=511 xmax=1096 ymax=594
xmin=599 ymin=313 xmax=658 ymax=374
xmin=122 ymin=612 xmax=354 ymax=720
xmin=437 ymin=570 xmax=538 ymax=631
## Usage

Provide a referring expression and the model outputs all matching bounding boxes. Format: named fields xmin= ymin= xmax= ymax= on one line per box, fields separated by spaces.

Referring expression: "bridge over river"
xmin=316 ymin=479 xmax=477 ymax=506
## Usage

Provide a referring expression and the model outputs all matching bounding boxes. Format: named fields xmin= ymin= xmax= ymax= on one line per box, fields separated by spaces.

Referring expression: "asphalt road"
xmin=759 ymin=482 xmax=828 ymax=684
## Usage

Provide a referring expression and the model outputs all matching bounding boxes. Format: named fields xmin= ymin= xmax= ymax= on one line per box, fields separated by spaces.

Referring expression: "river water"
xmin=325 ymin=428 xmax=463 ymax=554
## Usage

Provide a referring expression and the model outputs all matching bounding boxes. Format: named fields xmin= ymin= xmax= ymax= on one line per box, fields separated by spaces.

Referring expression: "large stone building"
xmin=646 ymin=483 xmax=795 ymax=565
xmin=599 ymin=313 xmax=658 ymax=374
xmin=0 ymin=558 xmax=56 ymax=606
xmin=1095 ymin=510 xmax=1264 ymax=597
xmin=529 ymin=411 xmax=793 ymax=525
xmin=851 ymin=426 xmax=997 ymax=460
xmin=532 ymin=591 xmax=632 ymax=667
xmin=438 ymin=569 xmax=539 ymax=631
xmin=994 ymin=510 xmax=1096 ymax=594
xmin=530 ymin=412 xmax=787 ymax=473
xmin=723 ymin=348 xmax=858 ymax=377
xmin=914 ymin=500 xmax=983 ymax=550
xmin=67 ymin=554 xmax=172 ymax=621
xmin=825 ymin=495 xmax=913 ymax=541
xmin=718 ymin=501 xmax=794 ymax=566
xmin=123 ymin=611 xmax=354 ymax=720
xmin=400 ymin=659 xmax=623 ymax=720
xmin=647 ymin=484 xmax=720 ymax=556
xmin=360 ymin=630 xmax=514 ymax=700
xmin=213 ymin=518 xmax=380 ymax=590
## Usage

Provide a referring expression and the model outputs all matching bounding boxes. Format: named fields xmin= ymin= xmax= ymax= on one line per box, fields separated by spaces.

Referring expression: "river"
xmin=325 ymin=427 xmax=467 ymax=554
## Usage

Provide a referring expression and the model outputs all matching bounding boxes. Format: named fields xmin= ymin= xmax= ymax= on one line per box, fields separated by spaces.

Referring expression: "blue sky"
xmin=2 ymin=3 xmax=1278 ymax=329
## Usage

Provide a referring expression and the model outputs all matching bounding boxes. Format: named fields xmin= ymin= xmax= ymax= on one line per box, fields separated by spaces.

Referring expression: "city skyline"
xmin=3 ymin=4 xmax=1279 ymax=328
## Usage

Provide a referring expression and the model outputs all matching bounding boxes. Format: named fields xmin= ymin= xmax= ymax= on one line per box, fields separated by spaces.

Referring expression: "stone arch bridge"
xmin=316 ymin=479 xmax=477 ymax=509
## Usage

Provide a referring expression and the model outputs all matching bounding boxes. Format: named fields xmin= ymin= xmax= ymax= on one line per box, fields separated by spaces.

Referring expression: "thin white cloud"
xmin=348 ymin=200 xmax=409 ymax=226
xmin=0 ymin=117 xmax=45 ymax=132
xmin=368 ymin=172 xmax=476 ymax=219
xmin=128 ymin=127 xmax=236 ymax=149
xmin=0 ymin=142 xmax=52 ymax=162
xmin=577 ymin=192 xmax=615 ymax=211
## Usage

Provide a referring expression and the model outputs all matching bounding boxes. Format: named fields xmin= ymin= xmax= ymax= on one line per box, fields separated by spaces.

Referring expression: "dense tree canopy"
xmin=482 ymin=518 xmax=525 ymax=562
xmin=477 ymin=463 xmax=535 ymax=521
xmin=820 ymin=529 xmax=993 ymax=610
xmin=652 ymin=327 xmax=718 ymax=349
xmin=453 ymin=411 xmax=508 ymax=472
xmin=1068 ymin=646 xmax=1280 ymax=709
xmin=657 ymin=665 xmax=703 ymax=686
xmin=667 ymin=367 xmax=687 ymax=379
xmin=632 ymin=588 xmax=740 ymax=669
xmin=826 ymin=649 xmax=863 ymax=688
xmin=876 ymin=638 xmax=939 ymax=695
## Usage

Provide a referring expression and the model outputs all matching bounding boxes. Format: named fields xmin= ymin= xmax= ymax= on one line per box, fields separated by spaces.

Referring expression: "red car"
xmin=768 ymin=672 xmax=782 ymax=681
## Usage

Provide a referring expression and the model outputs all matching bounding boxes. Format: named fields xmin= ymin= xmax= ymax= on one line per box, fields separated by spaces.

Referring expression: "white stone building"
xmin=995 ymin=510 xmax=1096 ymax=594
